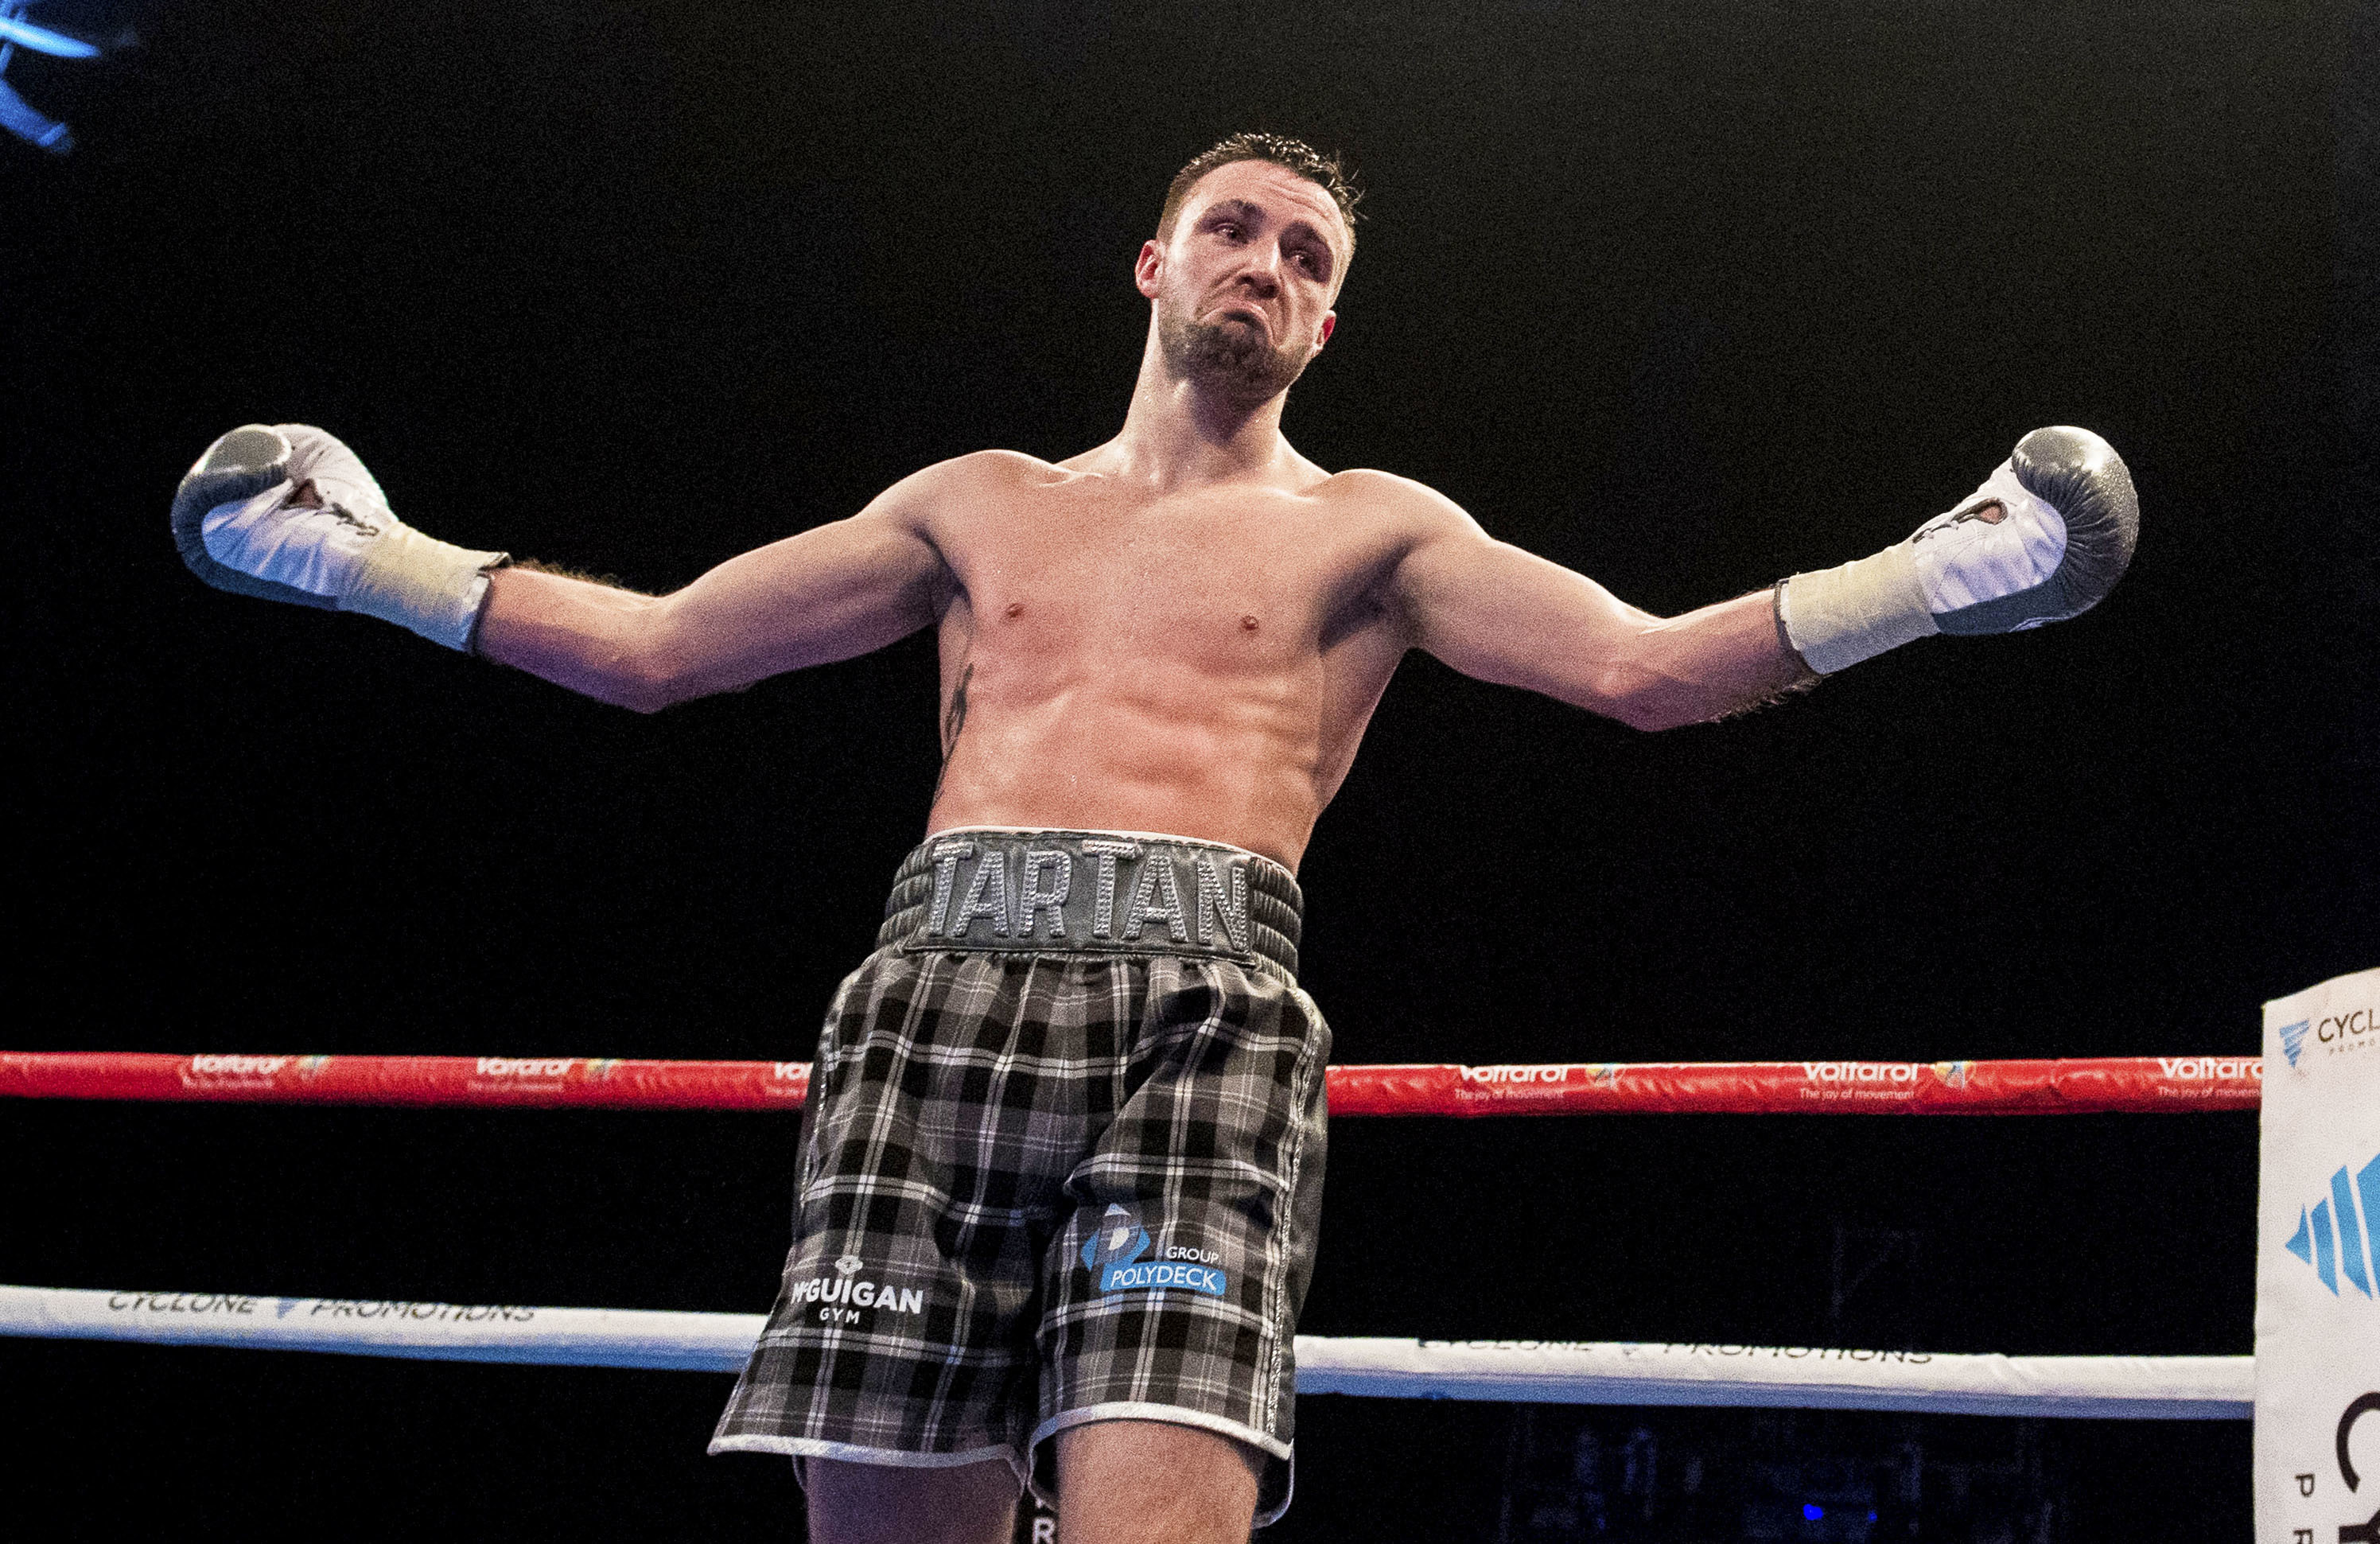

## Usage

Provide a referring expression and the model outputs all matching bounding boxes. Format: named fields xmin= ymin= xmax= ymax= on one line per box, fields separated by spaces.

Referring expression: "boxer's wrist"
xmin=340 ymin=521 xmax=508 ymax=651
xmin=1777 ymin=543 xmax=1939 ymax=675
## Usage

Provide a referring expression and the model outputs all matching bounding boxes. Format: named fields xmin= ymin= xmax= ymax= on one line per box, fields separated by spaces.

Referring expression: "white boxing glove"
xmin=1778 ymin=426 xmax=2139 ymax=675
xmin=170 ymin=424 xmax=507 ymax=651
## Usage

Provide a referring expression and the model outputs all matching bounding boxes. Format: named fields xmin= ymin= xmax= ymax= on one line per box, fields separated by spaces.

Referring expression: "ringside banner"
xmin=2255 ymin=966 xmax=2380 ymax=1543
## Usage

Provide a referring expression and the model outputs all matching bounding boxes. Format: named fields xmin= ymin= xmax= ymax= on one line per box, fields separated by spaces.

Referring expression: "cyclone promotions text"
xmin=107 ymin=1292 xmax=265 ymax=1315
xmin=2317 ymin=1005 xmax=2374 ymax=1048
xmin=103 ymin=1293 xmax=535 ymax=1322
xmin=301 ymin=1300 xmax=538 ymax=1321
xmin=1419 ymin=1340 xmax=1937 ymax=1363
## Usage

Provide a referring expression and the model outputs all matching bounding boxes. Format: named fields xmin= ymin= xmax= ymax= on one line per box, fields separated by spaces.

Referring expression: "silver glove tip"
xmin=192 ymin=424 xmax=292 ymax=481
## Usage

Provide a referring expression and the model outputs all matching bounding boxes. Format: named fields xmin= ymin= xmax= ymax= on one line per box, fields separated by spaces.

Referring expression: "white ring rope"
xmin=0 ymin=1285 xmax=2249 ymax=1421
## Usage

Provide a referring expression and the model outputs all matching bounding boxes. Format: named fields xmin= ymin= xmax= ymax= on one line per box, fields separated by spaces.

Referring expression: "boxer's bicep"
xmin=1395 ymin=508 xmax=1811 ymax=730
xmin=1393 ymin=511 xmax=1655 ymax=716
xmin=479 ymin=497 xmax=945 ymax=711
xmin=644 ymin=511 xmax=944 ymax=695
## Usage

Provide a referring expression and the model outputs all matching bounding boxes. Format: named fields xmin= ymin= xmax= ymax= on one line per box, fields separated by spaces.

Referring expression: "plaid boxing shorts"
xmin=710 ymin=827 xmax=1328 ymax=1525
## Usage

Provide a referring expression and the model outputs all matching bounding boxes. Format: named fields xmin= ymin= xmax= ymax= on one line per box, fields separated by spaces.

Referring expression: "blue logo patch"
xmin=2282 ymin=1152 xmax=2379 ymax=1301
xmin=2278 ymin=1018 xmax=2310 ymax=1068
xmin=1099 ymin=1260 xmax=1227 ymax=1296
xmin=1079 ymin=1202 xmax=1227 ymax=1297
xmin=1081 ymin=1203 xmax=1151 ymax=1273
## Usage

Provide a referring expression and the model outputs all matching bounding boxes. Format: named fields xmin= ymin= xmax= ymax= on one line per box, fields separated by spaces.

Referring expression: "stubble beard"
xmin=1157 ymin=298 xmax=1309 ymax=408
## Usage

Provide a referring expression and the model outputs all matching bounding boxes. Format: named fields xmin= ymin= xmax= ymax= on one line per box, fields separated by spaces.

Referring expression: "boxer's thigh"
xmin=1054 ymin=1419 xmax=1261 ymax=1544
xmin=806 ymin=1456 xmax=1022 ymax=1544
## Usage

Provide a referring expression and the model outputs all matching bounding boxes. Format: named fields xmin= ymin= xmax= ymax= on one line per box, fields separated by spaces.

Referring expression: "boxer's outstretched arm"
xmin=1387 ymin=421 xmax=2140 ymax=729
xmin=477 ymin=476 xmax=948 ymax=713
xmin=173 ymin=425 xmax=960 ymax=702
xmin=1383 ymin=480 xmax=1812 ymax=732
xmin=1380 ymin=480 xmax=1799 ymax=728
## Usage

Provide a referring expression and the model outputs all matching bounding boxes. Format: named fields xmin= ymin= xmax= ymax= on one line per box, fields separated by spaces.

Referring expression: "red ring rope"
xmin=0 ymin=1051 xmax=2261 ymax=1115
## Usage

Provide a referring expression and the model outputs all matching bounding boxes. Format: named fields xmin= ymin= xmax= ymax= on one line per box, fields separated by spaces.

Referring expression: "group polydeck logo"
xmin=2282 ymin=1153 xmax=2379 ymax=1303
xmin=1081 ymin=1203 xmax=1226 ymax=1297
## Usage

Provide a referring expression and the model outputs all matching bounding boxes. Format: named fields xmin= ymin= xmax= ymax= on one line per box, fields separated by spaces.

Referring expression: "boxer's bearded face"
xmin=1156 ymin=294 xmax=1309 ymax=404
xmin=1143 ymin=162 xmax=1347 ymax=409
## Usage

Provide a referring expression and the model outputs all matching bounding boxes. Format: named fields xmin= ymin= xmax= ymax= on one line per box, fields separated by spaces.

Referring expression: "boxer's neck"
xmin=1075 ymin=321 xmax=1303 ymax=493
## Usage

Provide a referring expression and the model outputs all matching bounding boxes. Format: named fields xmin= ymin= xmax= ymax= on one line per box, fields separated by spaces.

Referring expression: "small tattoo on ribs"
xmin=931 ymin=662 xmax=974 ymax=804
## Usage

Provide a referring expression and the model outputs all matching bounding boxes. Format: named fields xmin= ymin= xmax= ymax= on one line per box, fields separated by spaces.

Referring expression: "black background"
xmin=2 ymin=1 xmax=2372 ymax=1538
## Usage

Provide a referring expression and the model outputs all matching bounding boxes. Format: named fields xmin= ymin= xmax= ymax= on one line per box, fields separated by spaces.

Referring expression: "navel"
xmin=1240 ymin=614 xmax=1259 ymax=632
xmin=1005 ymin=602 xmax=1025 ymax=620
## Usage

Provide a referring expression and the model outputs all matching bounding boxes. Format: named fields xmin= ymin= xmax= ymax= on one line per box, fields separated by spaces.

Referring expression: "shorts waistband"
xmin=877 ymin=828 xmax=1303 ymax=982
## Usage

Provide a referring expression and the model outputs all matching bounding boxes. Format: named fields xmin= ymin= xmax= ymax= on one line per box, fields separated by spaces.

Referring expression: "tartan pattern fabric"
xmin=710 ymin=843 xmax=1328 ymax=1525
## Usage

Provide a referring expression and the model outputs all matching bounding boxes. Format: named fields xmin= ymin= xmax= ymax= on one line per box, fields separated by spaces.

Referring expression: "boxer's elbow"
xmin=550 ymin=655 xmax=673 ymax=714
xmin=1594 ymin=663 xmax=1815 ymax=732
xmin=1608 ymin=698 xmax=1685 ymax=733
xmin=1605 ymin=693 xmax=1699 ymax=733
xmin=1579 ymin=663 xmax=1694 ymax=733
xmin=608 ymin=668 xmax=682 ymax=714
xmin=609 ymin=651 xmax=700 ymax=714
xmin=602 ymin=616 xmax=700 ymax=714
xmin=1588 ymin=624 xmax=1760 ymax=731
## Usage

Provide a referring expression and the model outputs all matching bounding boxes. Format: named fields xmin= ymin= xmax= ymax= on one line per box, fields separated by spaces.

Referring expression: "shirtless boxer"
xmin=169 ymin=134 xmax=2136 ymax=1543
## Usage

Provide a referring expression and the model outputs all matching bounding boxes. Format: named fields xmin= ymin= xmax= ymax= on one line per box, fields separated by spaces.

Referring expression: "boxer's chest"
xmin=946 ymin=480 xmax=1380 ymax=671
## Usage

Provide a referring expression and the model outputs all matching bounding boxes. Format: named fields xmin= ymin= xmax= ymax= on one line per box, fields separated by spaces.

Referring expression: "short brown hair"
xmin=1157 ymin=133 xmax=1363 ymax=255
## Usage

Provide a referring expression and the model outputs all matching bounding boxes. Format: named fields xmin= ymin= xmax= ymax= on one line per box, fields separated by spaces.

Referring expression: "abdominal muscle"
xmin=924 ymin=643 xmax=1336 ymax=873
xmin=909 ymin=455 xmax=1415 ymax=873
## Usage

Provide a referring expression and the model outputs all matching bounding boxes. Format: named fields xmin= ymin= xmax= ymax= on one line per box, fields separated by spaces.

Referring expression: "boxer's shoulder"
xmin=1315 ymin=464 xmax=1452 ymax=502
xmin=1312 ymin=466 xmax=1484 ymax=548
xmin=942 ymin=447 xmax=1075 ymax=484
xmin=874 ymin=448 xmax=1064 ymax=508
xmin=844 ymin=450 xmax=1067 ymax=555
